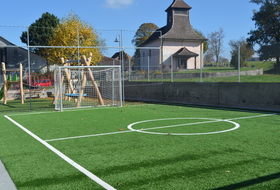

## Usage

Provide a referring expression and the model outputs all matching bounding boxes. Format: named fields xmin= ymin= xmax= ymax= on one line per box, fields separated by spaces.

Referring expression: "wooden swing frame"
xmin=53 ymin=53 xmax=104 ymax=108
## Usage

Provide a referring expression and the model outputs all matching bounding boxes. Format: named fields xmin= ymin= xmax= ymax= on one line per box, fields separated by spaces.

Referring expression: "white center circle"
xmin=127 ymin=118 xmax=240 ymax=135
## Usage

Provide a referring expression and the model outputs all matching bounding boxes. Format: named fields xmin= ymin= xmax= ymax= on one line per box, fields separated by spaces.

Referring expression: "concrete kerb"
xmin=0 ymin=160 xmax=17 ymax=190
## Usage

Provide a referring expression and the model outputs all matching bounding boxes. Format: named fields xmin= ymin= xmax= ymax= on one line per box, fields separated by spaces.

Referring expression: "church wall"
xmin=139 ymin=40 xmax=203 ymax=71
xmin=162 ymin=41 xmax=202 ymax=70
xmin=139 ymin=41 xmax=161 ymax=71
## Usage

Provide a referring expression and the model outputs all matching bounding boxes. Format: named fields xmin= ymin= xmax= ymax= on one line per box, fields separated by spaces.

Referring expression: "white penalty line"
xmin=4 ymin=115 xmax=116 ymax=190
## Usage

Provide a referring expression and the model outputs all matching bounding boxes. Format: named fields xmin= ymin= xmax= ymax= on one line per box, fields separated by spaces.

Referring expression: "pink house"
xmin=139 ymin=0 xmax=207 ymax=71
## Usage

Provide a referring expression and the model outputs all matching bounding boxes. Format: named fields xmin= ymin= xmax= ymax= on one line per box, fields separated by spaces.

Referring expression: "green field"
xmin=1 ymin=103 xmax=279 ymax=189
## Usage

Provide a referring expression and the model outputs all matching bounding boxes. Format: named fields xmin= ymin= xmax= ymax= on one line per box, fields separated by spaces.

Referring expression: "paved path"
xmin=0 ymin=160 xmax=17 ymax=190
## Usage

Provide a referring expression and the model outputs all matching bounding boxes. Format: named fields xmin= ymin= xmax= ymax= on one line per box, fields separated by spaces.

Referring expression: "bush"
xmin=153 ymin=70 xmax=162 ymax=74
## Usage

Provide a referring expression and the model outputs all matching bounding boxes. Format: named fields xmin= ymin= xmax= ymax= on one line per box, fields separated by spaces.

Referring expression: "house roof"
xmin=0 ymin=36 xmax=16 ymax=46
xmin=165 ymin=0 xmax=192 ymax=11
xmin=141 ymin=0 xmax=207 ymax=46
xmin=111 ymin=51 xmax=132 ymax=60
xmin=101 ymin=56 xmax=115 ymax=62
xmin=173 ymin=47 xmax=198 ymax=57
xmin=0 ymin=36 xmax=38 ymax=56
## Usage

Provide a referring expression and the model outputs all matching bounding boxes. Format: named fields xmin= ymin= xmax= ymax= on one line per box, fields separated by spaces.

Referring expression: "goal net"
xmin=54 ymin=65 xmax=122 ymax=111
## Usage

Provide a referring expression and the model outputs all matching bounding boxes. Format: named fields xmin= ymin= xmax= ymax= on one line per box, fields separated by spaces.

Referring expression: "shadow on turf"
xmin=14 ymin=173 xmax=103 ymax=189
xmin=211 ymin=172 xmax=280 ymax=190
xmin=93 ymin=149 xmax=271 ymax=189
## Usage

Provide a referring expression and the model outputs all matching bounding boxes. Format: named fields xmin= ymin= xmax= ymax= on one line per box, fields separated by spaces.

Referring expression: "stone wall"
xmin=124 ymin=81 xmax=280 ymax=111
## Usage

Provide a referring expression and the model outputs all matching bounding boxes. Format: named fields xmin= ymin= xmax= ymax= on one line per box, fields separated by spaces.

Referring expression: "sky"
xmin=0 ymin=0 xmax=260 ymax=59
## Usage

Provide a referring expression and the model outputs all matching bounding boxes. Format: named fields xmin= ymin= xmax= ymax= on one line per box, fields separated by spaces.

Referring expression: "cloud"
xmin=103 ymin=0 xmax=133 ymax=9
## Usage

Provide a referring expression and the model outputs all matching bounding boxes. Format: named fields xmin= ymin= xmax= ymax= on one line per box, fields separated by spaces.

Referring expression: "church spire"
xmin=140 ymin=0 xmax=206 ymax=46
xmin=166 ymin=0 xmax=192 ymax=27
xmin=163 ymin=0 xmax=205 ymax=41
xmin=165 ymin=0 xmax=192 ymax=12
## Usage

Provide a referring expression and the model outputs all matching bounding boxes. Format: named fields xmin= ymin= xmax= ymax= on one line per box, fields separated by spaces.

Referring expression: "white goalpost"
xmin=54 ymin=65 xmax=122 ymax=111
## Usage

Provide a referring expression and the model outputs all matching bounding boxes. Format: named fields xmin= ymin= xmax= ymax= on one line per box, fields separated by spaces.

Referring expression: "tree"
xmin=132 ymin=23 xmax=159 ymax=47
xmin=247 ymin=0 xmax=280 ymax=66
xmin=131 ymin=23 xmax=159 ymax=60
xmin=207 ymin=28 xmax=225 ymax=66
xmin=219 ymin=57 xmax=229 ymax=63
xmin=204 ymin=51 xmax=215 ymax=65
xmin=20 ymin=12 xmax=59 ymax=56
xmin=229 ymin=37 xmax=254 ymax=69
xmin=44 ymin=13 xmax=103 ymax=65
xmin=194 ymin=29 xmax=208 ymax=53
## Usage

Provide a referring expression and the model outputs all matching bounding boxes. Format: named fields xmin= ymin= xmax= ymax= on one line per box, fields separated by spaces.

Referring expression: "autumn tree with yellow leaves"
xmin=44 ymin=13 xmax=103 ymax=65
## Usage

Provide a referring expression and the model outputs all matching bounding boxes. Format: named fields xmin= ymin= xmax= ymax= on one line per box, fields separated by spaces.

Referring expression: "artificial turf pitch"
xmin=0 ymin=103 xmax=279 ymax=189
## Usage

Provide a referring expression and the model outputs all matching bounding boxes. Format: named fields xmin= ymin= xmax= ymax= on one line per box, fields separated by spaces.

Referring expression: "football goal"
xmin=54 ymin=65 xmax=122 ymax=111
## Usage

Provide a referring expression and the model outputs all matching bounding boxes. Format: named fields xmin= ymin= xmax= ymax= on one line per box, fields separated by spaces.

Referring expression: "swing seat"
xmin=65 ymin=93 xmax=87 ymax=97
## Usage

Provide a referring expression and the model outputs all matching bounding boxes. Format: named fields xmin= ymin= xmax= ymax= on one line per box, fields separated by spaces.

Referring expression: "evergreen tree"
xmin=20 ymin=12 xmax=59 ymax=56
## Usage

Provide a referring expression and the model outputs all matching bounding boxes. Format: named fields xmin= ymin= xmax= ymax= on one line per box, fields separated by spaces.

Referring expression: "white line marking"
xmin=226 ymin=114 xmax=277 ymax=121
xmin=139 ymin=119 xmax=223 ymax=131
xmin=4 ymin=115 xmax=116 ymax=190
xmin=128 ymin=118 xmax=240 ymax=135
xmin=5 ymin=103 xmax=148 ymax=117
xmin=45 ymin=113 xmax=278 ymax=141
xmin=46 ymin=130 xmax=132 ymax=142
xmin=127 ymin=114 xmax=276 ymax=136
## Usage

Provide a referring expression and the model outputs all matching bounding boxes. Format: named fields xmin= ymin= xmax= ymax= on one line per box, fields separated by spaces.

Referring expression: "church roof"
xmin=141 ymin=0 xmax=207 ymax=46
xmin=165 ymin=0 xmax=192 ymax=11
xmin=173 ymin=47 xmax=198 ymax=57
xmin=162 ymin=14 xmax=205 ymax=40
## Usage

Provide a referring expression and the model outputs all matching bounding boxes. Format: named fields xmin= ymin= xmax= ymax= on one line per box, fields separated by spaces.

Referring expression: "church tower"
xmin=163 ymin=0 xmax=205 ymax=41
xmin=139 ymin=0 xmax=207 ymax=70
xmin=166 ymin=0 xmax=192 ymax=30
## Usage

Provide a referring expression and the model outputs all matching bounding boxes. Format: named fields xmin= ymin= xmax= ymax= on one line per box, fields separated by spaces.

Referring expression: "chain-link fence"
xmin=0 ymin=26 xmax=279 ymax=112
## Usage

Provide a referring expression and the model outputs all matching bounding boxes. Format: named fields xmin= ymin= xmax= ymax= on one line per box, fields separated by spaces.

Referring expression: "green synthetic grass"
xmin=0 ymin=99 xmax=55 ymax=112
xmin=1 ymin=104 xmax=280 ymax=189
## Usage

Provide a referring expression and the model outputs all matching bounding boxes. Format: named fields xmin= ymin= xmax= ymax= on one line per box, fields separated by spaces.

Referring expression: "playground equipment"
xmin=1 ymin=62 xmax=24 ymax=104
xmin=53 ymin=53 xmax=122 ymax=111
xmin=54 ymin=53 xmax=105 ymax=109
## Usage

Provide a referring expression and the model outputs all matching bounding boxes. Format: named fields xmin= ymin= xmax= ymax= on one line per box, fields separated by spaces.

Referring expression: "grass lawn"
xmin=143 ymin=61 xmax=279 ymax=83
xmin=168 ymin=74 xmax=280 ymax=83
xmin=1 ymin=103 xmax=279 ymax=189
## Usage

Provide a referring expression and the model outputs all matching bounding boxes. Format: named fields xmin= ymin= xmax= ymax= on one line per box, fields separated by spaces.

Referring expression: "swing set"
xmin=53 ymin=53 xmax=104 ymax=108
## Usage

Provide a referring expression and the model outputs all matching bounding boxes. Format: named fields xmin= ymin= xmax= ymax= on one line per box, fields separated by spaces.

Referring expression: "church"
xmin=139 ymin=0 xmax=207 ymax=71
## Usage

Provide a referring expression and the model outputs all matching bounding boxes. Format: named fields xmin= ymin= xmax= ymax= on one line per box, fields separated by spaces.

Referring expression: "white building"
xmin=139 ymin=0 xmax=207 ymax=71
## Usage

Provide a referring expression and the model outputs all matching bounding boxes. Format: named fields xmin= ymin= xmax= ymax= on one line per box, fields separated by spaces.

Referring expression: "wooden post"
xmin=82 ymin=53 xmax=104 ymax=106
xmin=76 ymin=71 xmax=87 ymax=108
xmin=19 ymin=63 xmax=24 ymax=104
xmin=62 ymin=59 xmax=76 ymax=101
xmin=2 ymin=62 xmax=7 ymax=104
